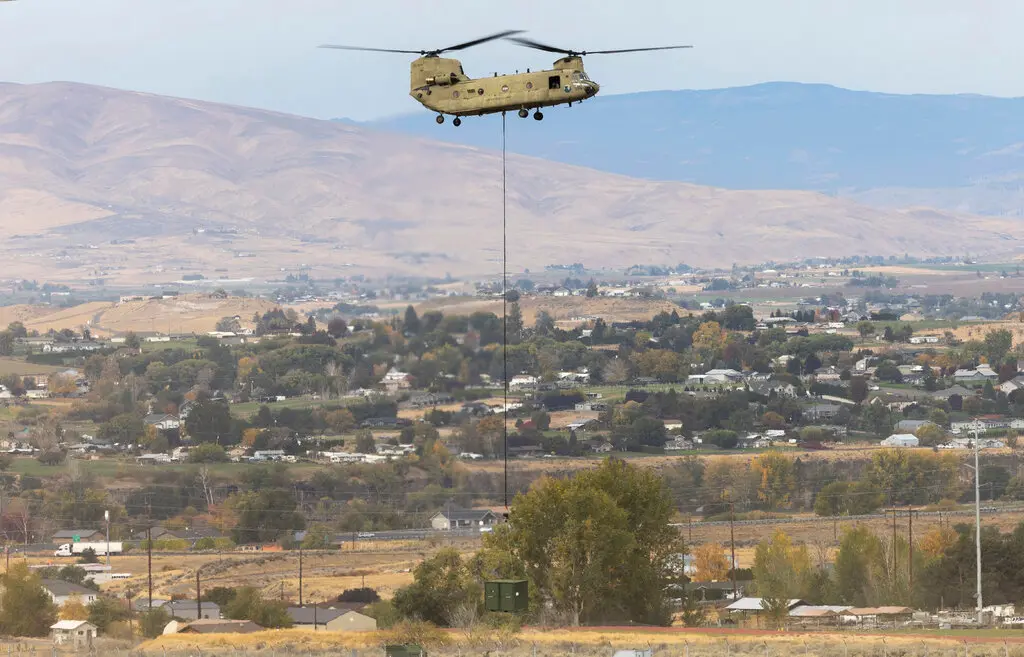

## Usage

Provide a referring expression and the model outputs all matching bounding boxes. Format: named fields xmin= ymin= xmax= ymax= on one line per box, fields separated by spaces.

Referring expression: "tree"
xmin=752 ymin=529 xmax=814 ymax=602
xmin=139 ymin=608 xmax=171 ymax=638
xmin=915 ymin=423 xmax=947 ymax=447
xmin=0 ymin=332 xmax=13 ymax=357
xmin=225 ymin=587 xmax=293 ymax=628
xmin=691 ymin=543 xmax=729 ymax=581
xmin=59 ymin=596 xmax=90 ymax=621
xmin=586 ymin=281 xmax=599 ymax=297
xmin=984 ymin=329 xmax=1013 ymax=366
xmin=184 ymin=399 xmax=234 ymax=444
xmin=327 ymin=317 xmax=348 ymax=339
xmin=856 ymin=321 xmax=876 ymax=338
xmin=391 ymin=548 xmax=478 ymax=626
xmin=850 ymin=377 xmax=869 ymax=404
xmin=301 ymin=524 xmax=334 ymax=549
xmin=87 ymin=596 xmax=130 ymax=633
xmin=403 ymin=306 xmax=421 ymax=335
xmin=506 ymin=302 xmax=524 ymax=344
xmin=124 ymin=332 xmax=141 ymax=350
xmin=751 ymin=452 xmax=797 ymax=510
xmin=0 ymin=562 xmax=57 ymax=636
xmin=355 ymin=430 xmax=377 ymax=454
xmin=833 ymin=526 xmax=883 ymax=606
xmin=230 ymin=490 xmax=305 ymax=544
xmin=486 ymin=458 xmax=681 ymax=626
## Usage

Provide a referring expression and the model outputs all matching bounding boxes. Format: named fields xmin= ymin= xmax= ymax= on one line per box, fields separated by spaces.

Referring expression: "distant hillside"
xmin=0 ymin=81 xmax=1022 ymax=286
xmin=356 ymin=82 xmax=1024 ymax=216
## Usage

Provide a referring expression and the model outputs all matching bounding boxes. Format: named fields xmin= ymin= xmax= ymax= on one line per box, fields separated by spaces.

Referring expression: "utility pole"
xmin=104 ymin=509 xmax=110 ymax=568
xmin=729 ymin=501 xmax=737 ymax=600
xmin=196 ymin=569 xmax=202 ymax=620
xmin=889 ymin=505 xmax=898 ymax=575
xmin=147 ymin=527 xmax=153 ymax=610
xmin=973 ymin=429 xmax=983 ymax=624
xmin=908 ymin=505 xmax=915 ymax=590
xmin=298 ymin=543 xmax=303 ymax=607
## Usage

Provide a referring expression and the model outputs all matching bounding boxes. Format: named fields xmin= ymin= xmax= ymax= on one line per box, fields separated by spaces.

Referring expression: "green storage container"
xmin=485 ymin=579 xmax=528 ymax=613
xmin=385 ymin=645 xmax=424 ymax=657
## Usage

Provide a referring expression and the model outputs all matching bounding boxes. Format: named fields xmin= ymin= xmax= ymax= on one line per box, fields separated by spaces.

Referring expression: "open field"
xmin=139 ymin=627 xmax=1024 ymax=657
xmin=0 ymin=357 xmax=64 ymax=376
xmin=412 ymin=296 xmax=684 ymax=326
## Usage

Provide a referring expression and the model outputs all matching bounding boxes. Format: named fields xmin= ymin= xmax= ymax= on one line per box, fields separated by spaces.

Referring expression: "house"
xmin=143 ymin=414 xmax=180 ymax=431
xmin=895 ymin=420 xmax=932 ymax=433
xmin=509 ymin=374 xmax=538 ymax=390
xmin=954 ymin=367 xmax=997 ymax=384
xmin=881 ymin=434 xmax=919 ymax=448
xmin=909 ymin=336 xmax=941 ymax=345
xmin=666 ymin=436 xmax=696 ymax=451
xmin=804 ymin=403 xmax=842 ymax=421
xmin=52 ymin=529 xmax=104 ymax=544
xmin=42 ymin=580 xmax=99 ymax=606
xmin=930 ymin=385 xmax=974 ymax=401
xmin=998 ymin=376 xmax=1024 ymax=395
xmin=842 ymin=606 xmax=914 ymax=626
xmin=430 ymin=507 xmax=498 ymax=531
xmin=725 ymin=597 xmax=805 ymax=614
xmin=382 ymin=369 xmax=413 ymax=393
xmin=50 ymin=620 xmax=97 ymax=648
xmin=162 ymin=600 xmax=221 ymax=621
xmin=688 ymin=369 xmax=743 ymax=385
xmin=586 ymin=440 xmax=614 ymax=453
xmin=177 ymin=619 xmax=263 ymax=634
xmin=287 ymin=605 xmax=378 ymax=631
xmin=749 ymin=380 xmax=799 ymax=398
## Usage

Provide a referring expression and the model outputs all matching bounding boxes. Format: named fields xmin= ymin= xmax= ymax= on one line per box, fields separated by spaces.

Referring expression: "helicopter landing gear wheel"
xmin=435 ymin=115 xmax=444 ymax=124
xmin=517 ymin=108 xmax=529 ymax=118
xmin=453 ymin=117 xmax=462 ymax=127
xmin=534 ymin=111 xmax=544 ymax=121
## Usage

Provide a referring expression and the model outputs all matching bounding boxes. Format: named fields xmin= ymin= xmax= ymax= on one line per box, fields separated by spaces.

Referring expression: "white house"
xmin=881 ymin=434 xmax=919 ymax=448
xmin=382 ymin=369 xmax=413 ymax=392
xmin=42 ymin=580 xmax=98 ymax=606
xmin=509 ymin=374 xmax=538 ymax=390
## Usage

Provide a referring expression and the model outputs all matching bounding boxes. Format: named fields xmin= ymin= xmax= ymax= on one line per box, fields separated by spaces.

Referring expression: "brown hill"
xmin=0 ymin=80 xmax=1022 ymax=285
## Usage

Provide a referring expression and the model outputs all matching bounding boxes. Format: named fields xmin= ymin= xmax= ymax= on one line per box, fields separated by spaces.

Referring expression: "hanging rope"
xmin=502 ymin=110 xmax=509 ymax=510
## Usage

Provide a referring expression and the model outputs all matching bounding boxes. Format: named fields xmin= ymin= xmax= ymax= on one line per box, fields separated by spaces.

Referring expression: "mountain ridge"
xmin=351 ymin=81 xmax=1024 ymax=216
xmin=0 ymin=80 xmax=1022 ymax=286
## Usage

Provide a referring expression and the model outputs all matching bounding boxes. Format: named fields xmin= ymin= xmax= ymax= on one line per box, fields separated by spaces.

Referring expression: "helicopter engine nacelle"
xmin=425 ymin=73 xmax=456 ymax=86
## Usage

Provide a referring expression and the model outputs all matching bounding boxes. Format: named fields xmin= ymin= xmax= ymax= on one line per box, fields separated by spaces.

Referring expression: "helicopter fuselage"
xmin=409 ymin=55 xmax=599 ymax=117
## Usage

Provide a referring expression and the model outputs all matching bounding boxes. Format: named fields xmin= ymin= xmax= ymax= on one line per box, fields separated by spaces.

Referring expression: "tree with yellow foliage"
xmin=692 ymin=321 xmax=727 ymax=356
xmin=59 ymin=596 xmax=90 ymax=621
xmin=751 ymin=451 xmax=797 ymax=510
xmin=691 ymin=543 xmax=730 ymax=581
xmin=918 ymin=526 xmax=957 ymax=560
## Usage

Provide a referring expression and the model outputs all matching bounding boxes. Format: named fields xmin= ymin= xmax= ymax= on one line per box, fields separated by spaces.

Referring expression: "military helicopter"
xmin=319 ymin=30 xmax=691 ymax=126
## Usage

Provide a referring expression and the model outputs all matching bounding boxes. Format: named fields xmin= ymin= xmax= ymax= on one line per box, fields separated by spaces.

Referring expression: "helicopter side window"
xmin=548 ymin=75 xmax=560 ymax=90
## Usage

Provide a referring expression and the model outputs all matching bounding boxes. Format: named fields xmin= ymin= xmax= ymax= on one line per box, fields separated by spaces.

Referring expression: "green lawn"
xmin=10 ymin=456 xmax=330 ymax=479
xmin=229 ymin=397 xmax=349 ymax=418
xmin=141 ymin=339 xmax=198 ymax=353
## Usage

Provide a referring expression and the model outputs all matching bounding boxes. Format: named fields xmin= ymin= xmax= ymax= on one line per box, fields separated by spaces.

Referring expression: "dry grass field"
xmin=139 ymin=627 xmax=1024 ymax=657
xmin=412 ymin=296 xmax=690 ymax=326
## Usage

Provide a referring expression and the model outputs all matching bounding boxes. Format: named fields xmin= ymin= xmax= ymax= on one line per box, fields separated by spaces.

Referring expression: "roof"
xmin=179 ymin=619 xmax=263 ymax=634
xmin=164 ymin=600 xmax=220 ymax=614
xmin=52 ymin=529 xmax=101 ymax=539
xmin=725 ymin=597 xmax=804 ymax=611
xmin=433 ymin=507 xmax=497 ymax=522
xmin=287 ymin=606 xmax=351 ymax=624
xmin=845 ymin=606 xmax=914 ymax=616
xmin=42 ymin=579 xmax=98 ymax=597
xmin=51 ymin=620 xmax=96 ymax=631
xmin=789 ymin=605 xmax=851 ymax=617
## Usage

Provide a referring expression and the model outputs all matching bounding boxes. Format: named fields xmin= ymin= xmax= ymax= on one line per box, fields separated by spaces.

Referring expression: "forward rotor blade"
xmin=585 ymin=45 xmax=693 ymax=54
xmin=503 ymin=36 xmax=574 ymax=55
xmin=318 ymin=44 xmax=425 ymax=54
xmin=439 ymin=29 xmax=525 ymax=53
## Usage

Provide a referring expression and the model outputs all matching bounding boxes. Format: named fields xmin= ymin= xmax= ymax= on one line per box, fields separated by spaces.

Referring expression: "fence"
xmin=6 ymin=639 xmax=1024 ymax=657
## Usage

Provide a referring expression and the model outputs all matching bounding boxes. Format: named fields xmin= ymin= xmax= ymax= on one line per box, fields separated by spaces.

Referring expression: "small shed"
xmin=50 ymin=620 xmax=97 ymax=648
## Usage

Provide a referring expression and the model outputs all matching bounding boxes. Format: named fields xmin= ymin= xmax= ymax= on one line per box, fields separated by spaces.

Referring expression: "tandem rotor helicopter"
xmin=319 ymin=30 xmax=691 ymax=126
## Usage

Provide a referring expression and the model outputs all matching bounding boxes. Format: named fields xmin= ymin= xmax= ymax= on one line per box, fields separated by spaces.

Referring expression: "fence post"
xmin=726 ymin=639 xmax=730 ymax=657
xmin=684 ymin=641 xmax=689 ymax=657
xmin=883 ymin=637 xmax=887 ymax=657
xmin=1004 ymin=642 xmax=1008 ymax=657
xmin=964 ymin=640 xmax=969 ymax=657
xmin=842 ymin=639 xmax=847 ymax=657
xmin=764 ymin=641 xmax=769 ymax=657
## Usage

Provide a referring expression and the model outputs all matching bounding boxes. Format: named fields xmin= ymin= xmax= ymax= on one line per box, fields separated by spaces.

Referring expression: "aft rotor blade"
xmin=586 ymin=45 xmax=693 ymax=54
xmin=318 ymin=44 xmax=425 ymax=54
xmin=503 ymin=36 xmax=575 ymax=55
xmin=439 ymin=29 xmax=526 ymax=53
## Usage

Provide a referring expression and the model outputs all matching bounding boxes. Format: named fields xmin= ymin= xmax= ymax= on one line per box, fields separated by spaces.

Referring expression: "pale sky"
xmin=0 ymin=0 xmax=1022 ymax=121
